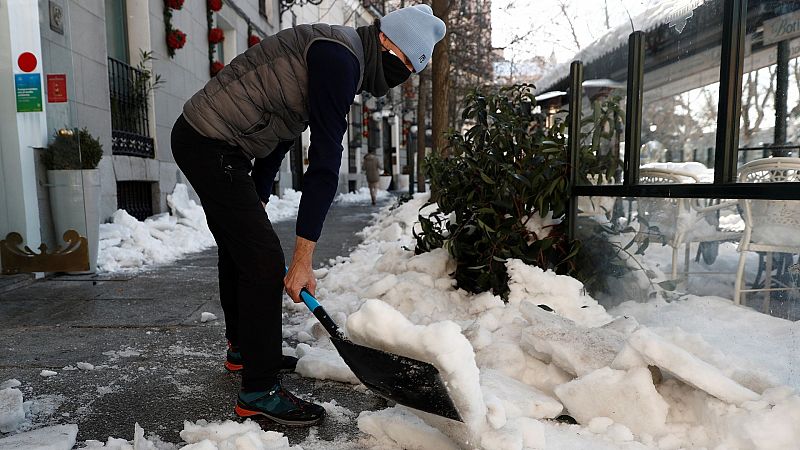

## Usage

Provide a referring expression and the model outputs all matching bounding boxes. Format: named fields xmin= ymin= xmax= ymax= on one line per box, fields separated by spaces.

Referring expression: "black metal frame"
xmin=108 ymin=57 xmax=155 ymax=158
xmin=566 ymin=0 xmax=800 ymax=213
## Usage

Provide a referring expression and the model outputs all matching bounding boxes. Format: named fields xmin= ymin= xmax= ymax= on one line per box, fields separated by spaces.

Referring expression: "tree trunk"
xmin=432 ymin=0 xmax=451 ymax=156
xmin=417 ymin=72 xmax=429 ymax=193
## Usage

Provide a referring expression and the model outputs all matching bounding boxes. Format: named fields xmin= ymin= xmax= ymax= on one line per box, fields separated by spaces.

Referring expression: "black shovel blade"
xmin=330 ymin=335 xmax=463 ymax=422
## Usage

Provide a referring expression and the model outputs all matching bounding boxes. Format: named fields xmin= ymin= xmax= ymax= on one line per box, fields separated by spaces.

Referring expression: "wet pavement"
xmin=0 ymin=195 xmax=394 ymax=445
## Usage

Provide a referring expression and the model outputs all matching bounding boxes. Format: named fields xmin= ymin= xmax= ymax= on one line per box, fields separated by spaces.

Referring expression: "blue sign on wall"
xmin=15 ymin=73 xmax=43 ymax=112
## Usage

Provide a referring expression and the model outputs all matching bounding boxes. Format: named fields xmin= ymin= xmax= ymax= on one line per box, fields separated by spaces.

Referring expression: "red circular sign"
xmin=18 ymin=52 xmax=37 ymax=72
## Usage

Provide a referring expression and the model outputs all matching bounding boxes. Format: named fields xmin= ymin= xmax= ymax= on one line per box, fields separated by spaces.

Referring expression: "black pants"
xmin=171 ymin=114 xmax=284 ymax=391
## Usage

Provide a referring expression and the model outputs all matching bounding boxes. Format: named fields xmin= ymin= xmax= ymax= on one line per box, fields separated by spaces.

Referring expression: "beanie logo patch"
xmin=419 ymin=54 xmax=426 ymax=64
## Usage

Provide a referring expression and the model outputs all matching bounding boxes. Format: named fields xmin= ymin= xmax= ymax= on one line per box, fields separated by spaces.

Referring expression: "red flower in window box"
xmin=167 ymin=29 xmax=187 ymax=50
xmin=248 ymin=34 xmax=261 ymax=47
xmin=165 ymin=0 xmax=184 ymax=10
xmin=208 ymin=0 xmax=223 ymax=12
xmin=210 ymin=61 xmax=225 ymax=77
xmin=209 ymin=27 xmax=225 ymax=44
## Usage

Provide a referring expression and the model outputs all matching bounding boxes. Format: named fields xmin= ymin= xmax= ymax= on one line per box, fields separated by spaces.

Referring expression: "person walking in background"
xmin=363 ymin=149 xmax=382 ymax=205
xmin=170 ymin=5 xmax=445 ymax=427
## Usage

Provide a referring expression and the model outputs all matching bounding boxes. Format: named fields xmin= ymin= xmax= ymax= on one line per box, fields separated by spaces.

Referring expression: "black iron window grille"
xmin=116 ymin=181 xmax=154 ymax=221
xmin=108 ymin=57 xmax=155 ymax=158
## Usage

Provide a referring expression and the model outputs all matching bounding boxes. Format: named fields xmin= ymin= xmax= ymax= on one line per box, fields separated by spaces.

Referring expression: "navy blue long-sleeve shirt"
xmin=251 ymin=40 xmax=359 ymax=242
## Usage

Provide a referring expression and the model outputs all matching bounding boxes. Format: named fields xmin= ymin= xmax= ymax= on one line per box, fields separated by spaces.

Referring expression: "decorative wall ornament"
xmin=164 ymin=0 xmax=187 ymax=58
xmin=1 ymin=231 xmax=89 ymax=274
xmin=206 ymin=0 xmax=225 ymax=77
xmin=247 ymin=23 xmax=261 ymax=47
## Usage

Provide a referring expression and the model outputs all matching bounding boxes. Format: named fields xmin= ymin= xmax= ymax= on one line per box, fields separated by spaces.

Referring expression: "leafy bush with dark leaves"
xmin=41 ymin=128 xmax=103 ymax=170
xmin=415 ymin=84 xmax=623 ymax=298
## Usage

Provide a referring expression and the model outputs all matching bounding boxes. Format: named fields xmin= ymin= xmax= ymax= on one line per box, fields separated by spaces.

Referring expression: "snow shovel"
xmin=298 ymin=288 xmax=463 ymax=422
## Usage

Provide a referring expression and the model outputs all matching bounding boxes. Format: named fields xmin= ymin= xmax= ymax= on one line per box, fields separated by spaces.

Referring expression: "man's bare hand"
xmin=285 ymin=237 xmax=316 ymax=303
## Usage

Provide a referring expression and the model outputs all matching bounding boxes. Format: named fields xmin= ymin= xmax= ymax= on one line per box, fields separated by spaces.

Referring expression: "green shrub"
xmin=414 ymin=84 xmax=623 ymax=298
xmin=41 ymin=128 xmax=103 ymax=170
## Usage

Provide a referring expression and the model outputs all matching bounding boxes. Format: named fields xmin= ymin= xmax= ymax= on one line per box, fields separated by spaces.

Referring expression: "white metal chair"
xmin=637 ymin=168 xmax=741 ymax=280
xmin=734 ymin=157 xmax=800 ymax=305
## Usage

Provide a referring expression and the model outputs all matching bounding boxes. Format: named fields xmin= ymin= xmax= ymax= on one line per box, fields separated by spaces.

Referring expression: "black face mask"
xmin=382 ymin=51 xmax=412 ymax=88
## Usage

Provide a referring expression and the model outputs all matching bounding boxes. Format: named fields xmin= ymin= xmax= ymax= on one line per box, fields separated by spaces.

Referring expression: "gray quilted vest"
xmin=182 ymin=24 xmax=365 ymax=159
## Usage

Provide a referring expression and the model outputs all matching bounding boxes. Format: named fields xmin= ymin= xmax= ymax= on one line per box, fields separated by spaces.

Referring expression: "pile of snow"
xmin=97 ymin=184 xmax=302 ymax=273
xmin=283 ymin=192 xmax=800 ymax=449
xmin=265 ymin=188 xmax=302 ymax=222
xmin=335 ymin=187 xmax=389 ymax=204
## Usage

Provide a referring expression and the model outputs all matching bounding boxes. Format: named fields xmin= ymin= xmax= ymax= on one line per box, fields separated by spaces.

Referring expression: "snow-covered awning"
xmin=535 ymin=0 xmax=715 ymax=94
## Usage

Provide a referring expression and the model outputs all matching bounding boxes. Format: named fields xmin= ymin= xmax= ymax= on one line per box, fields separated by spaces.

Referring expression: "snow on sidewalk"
xmin=97 ymin=184 xmax=302 ymax=272
xmin=284 ymin=193 xmax=800 ymax=449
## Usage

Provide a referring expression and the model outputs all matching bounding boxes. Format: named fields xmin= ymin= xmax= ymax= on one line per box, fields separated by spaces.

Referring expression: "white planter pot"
xmin=378 ymin=175 xmax=392 ymax=191
xmin=395 ymin=174 xmax=409 ymax=191
xmin=47 ymin=169 xmax=101 ymax=273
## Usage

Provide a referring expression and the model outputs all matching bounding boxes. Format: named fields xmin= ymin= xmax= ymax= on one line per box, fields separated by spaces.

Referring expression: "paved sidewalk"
xmin=0 ymin=196 xmax=393 ymax=445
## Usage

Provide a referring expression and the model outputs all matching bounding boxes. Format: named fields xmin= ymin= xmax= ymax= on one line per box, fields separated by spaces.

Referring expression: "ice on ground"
xmin=39 ymin=370 xmax=57 ymax=377
xmin=0 ymin=388 xmax=25 ymax=433
xmin=554 ymin=366 xmax=670 ymax=436
xmin=357 ymin=406 xmax=460 ymax=450
xmin=199 ymin=312 xmax=217 ymax=323
xmin=0 ymin=424 xmax=77 ymax=449
xmin=294 ymin=343 xmax=358 ymax=384
xmin=76 ymin=362 xmax=95 ymax=371
xmin=320 ymin=400 xmax=356 ymax=424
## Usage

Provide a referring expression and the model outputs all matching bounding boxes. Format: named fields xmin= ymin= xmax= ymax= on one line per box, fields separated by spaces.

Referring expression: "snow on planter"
xmin=0 ymin=424 xmax=77 ymax=449
xmin=554 ymin=366 xmax=670 ymax=436
xmin=0 ymin=387 xmax=25 ymax=433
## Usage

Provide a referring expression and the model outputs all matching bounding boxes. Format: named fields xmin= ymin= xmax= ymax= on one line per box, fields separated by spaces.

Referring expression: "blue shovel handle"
xmin=286 ymin=267 xmax=343 ymax=339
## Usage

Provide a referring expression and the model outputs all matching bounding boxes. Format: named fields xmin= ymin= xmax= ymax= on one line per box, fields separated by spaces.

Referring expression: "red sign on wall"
xmin=46 ymin=74 xmax=68 ymax=103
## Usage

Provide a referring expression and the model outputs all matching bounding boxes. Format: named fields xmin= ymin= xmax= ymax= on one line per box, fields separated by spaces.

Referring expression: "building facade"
xmin=0 ymin=0 xmax=400 ymax=262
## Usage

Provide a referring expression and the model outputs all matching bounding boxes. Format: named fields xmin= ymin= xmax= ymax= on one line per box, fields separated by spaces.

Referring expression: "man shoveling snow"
xmin=170 ymin=6 xmax=445 ymax=426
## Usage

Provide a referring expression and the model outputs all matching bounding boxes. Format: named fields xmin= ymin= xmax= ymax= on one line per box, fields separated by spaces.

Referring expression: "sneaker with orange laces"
xmin=235 ymin=382 xmax=325 ymax=426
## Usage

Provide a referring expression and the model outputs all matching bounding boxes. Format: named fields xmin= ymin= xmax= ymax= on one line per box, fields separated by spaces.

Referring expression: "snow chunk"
xmin=0 ymin=424 xmax=77 ymax=449
xmin=0 ymin=379 xmax=21 ymax=390
xmin=199 ymin=312 xmax=217 ymax=323
xmin=180 ymin=419 xmax=291 ymax=449
xmin=294 ymin=343 xmax=358 ymax=384
xmin=480 ymin=369 xmax=563 ymax=419
xmin=0 ymin=388 xmax=25 ymax=433
xmin=357 ymin=406 xmax=459 ymax=450
xmin=40 ymin=370 xmax=57 ymax=377
xmin=519 ymin=301 xmax=631 ymax=376
xmin=77 ymin=362 xmax=95 ymax=371
xmin=627 ymin=327 xmax=760 ymax=405
xmin=346 ymin=299 xmax=486 ymax=434
xmin=554 ymin=366 xmax=669 ymax=436
xmin=506 ymin=260 xmax=612 ymax=327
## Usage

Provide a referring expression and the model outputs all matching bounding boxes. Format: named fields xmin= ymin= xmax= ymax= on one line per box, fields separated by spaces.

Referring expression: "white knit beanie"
xmin=380 ymin=5 xmax=446 ymax=73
